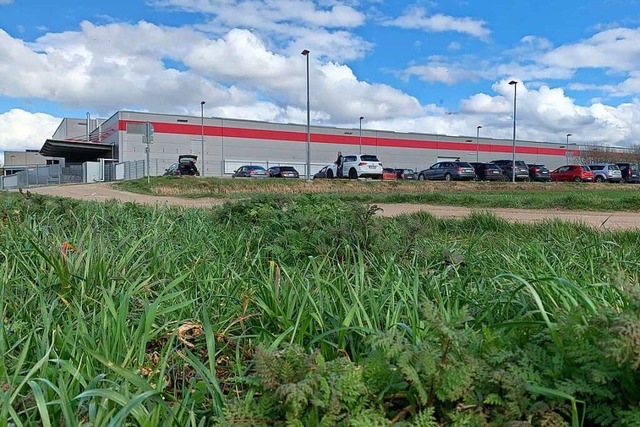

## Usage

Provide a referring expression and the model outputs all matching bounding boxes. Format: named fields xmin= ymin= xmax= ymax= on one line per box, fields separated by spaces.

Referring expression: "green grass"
xmin=114 ymin=176 xmax=640 ymax=211
xmin=1 ymin=192 xmax=640 ymax=425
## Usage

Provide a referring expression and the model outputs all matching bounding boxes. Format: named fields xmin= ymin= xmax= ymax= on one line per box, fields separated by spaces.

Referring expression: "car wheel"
xmin=573 ymin=176 xmax=581 ymax=182
xmin=595 ymin=176 xmax=605 ymax=183
xmin=349 ymin=168 xmax=358 ymax=179
xmin=523 ymin=177 xmax=531 ymax=182
xmin=418 ymin=174 xmax=425 ymax=181
xmin=326 ymin=169 xmax=334 ymax=179
xmin=444 ymin=173 xmax=452 ymax=182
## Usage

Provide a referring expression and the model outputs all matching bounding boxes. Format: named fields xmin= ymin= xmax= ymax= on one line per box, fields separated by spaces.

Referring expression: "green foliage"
xmin=2 ymin=191 xmax=640 ymax=425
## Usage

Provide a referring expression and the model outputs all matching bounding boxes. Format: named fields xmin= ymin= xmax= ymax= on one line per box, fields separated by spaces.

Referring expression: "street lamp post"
xmin=566 ymin=133 xmax=572 ymax=164
xmin=302 ymin=49 xmax=311 ymax=179
xmin=359 ymin=116 xmax=364 ymax=154
xmin=509 ymin=80 xmax=518 ymax=182
xmin=476 ymin=125 xmax=482 ymax=162
xmin=200 ymin=100 xmax=206 ymax=177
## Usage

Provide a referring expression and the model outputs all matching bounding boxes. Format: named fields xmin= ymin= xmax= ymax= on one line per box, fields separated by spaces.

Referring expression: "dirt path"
xmin=27 ymin=183 xmax=640 ymax=230
xmin=27 ymin=182 xmax=224 ymax=207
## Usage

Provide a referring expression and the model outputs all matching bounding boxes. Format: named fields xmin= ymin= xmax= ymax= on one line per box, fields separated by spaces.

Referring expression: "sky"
xmin=1 ymin=0 xmax=640 ymax=156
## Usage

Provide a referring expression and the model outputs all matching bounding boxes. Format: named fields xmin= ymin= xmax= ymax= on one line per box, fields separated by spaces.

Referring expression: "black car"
xmin=395 ymin=168 xmax=416 ymax=180
xmin=267 ymin=166 xmax=300 ymax=178
xmin=491 ymin=159 xmax=530 ymax=181
xmin=615 ymin=162 xmax=640 ymax=183
xmin=163 ymin=155 xmax=199 ymax=176
xmin=417 ymin=161 xmax=476 ymax=181
xmin=469 ymin=162 xmax=505 ymax=181
xmin=232 ymin=165 xmax=269 ymax=178
xmin=527 ymin=164 xmax=551 ymax=182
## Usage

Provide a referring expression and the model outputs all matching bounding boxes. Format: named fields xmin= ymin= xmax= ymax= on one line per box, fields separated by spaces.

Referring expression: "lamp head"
xmin=509 ymin=80 xmax=518 ymax=85
xmin=359 ymin=116 xmax=364 ymax=120
xmin=201 ymin=101 xmax=206 ymax=105
xmin=301 ymin=49 xmax=310 ymax=56
xmin=477 ymin=125 xmax=482 ymax=129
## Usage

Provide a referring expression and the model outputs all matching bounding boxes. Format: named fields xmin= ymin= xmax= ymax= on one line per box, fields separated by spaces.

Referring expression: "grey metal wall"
xmin=109 ymin=111 xmax=569 ymax=177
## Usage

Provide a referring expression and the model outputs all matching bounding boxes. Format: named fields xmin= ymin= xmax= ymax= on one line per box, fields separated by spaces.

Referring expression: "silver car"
xmin=587 ymin=164 xmax=622 ymax=183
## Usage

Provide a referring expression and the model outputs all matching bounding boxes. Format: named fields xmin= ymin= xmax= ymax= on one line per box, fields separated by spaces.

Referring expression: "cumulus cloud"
xmin=0 ymin=109 xmax=60 ymax=153
xmin=456 ymin=79 xmax=640 ymax=145
xmin=383 ymin=6 xmax=491 ymax=39
xmin=0 ymin=22 xmax=420 ymax=123
xmin=541 ymin=27 xmax=640 ymax=72
xmin=151 ymin=0 xmax=370 ymax=61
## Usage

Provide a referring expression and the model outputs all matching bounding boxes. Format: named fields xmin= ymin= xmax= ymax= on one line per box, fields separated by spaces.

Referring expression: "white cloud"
xmin=0 ymin=0 xmax=14 ymax=4
xmin=0 ymin=21 xmax=419 ymax=123
xmin=455 ymin=79 xmax=640 ymax=145
xmin=150 ymin=0 xmax=365 ymax=28
xmin=541 ymin=27 xmax=640 ymax=72
xmin=0 ymin=109 xmax=60 ymax=152
xmin=383 ymin=6 xmax=491 ymax=39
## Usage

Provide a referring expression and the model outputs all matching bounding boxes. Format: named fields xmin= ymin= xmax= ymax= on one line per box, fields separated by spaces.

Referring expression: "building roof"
xmin=40 ymin=139 xmax=113 ymax=163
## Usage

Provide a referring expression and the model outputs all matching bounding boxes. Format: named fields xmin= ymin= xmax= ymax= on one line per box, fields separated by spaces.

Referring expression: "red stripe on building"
xmin=119 ymin=120 xmax=566 ymax=156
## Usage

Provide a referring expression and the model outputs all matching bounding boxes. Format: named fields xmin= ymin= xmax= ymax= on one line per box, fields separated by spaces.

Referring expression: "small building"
xmin=2 ymin=150 xmax=63 ymax=176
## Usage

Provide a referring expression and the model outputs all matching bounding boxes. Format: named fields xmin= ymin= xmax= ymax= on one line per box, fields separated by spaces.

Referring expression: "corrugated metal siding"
xmin=107 ymin=111 xmax=569 ymax=176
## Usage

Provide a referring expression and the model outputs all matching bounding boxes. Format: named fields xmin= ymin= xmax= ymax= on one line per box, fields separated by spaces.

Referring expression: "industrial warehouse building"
xmin=35 ymin=110 xmax=574 ymax=180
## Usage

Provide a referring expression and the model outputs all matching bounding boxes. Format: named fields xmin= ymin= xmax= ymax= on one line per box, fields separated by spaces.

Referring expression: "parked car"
xmin=395 ymin=168 xmax=416 ymax=180
xmin=382 ymin=168 xmax=397 ymax=180
xmin=315 ymin=154 xmax=383 ymax=179
xmin=267 ymin=166 xmax=300 ymax=178
xmin=341 ymin=154 xmax=384 ymax=179
xmin=587 ymin=163 xmax=622 ymax=183
xmin=163 ymin=155 xmax=199 ymax=176
xmin=469 ymin=162 xmax=505 ymax=181
xmin=527 ymin=164 xmax=551 ymax=182
xmin=550 ymin=165 xmax=594 ymax=182
xmin=490 ymin=160 xmax=530 ymax=181
xmin=417 ymin=161 xmax=476 ymax=181
xmin=313 ymin=165 xmax=333 ymax=179
xmin=232 ymin=165 xmax=269 ymax=178
xmin=615 ymin=162 xmax=639 ymax=183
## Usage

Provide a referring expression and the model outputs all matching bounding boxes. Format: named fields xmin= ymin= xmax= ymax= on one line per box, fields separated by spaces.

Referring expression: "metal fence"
xmin=0 ymin=164 xmax=84 ymax=190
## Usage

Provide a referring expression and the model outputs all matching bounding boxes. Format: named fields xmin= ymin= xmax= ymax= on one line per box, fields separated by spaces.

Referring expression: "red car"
xmin=382 ymin=168 xmax=397 ymax=180
xmin=550 ymin=165 xmax=594 ymax=182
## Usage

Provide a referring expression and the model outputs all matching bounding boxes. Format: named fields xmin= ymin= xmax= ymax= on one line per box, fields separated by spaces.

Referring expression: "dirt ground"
xmin=26 ymin=182 xmax=640 ymax=230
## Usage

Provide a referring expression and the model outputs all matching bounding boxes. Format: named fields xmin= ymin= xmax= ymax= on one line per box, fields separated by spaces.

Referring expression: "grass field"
xmin=2 ymin=191 xmax=640 ymax=425
xmin=114 ymin=177 xmax=640 ymax=211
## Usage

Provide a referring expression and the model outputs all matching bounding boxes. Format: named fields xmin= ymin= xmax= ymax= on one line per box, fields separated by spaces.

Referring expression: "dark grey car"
xmin=491 ymin=160 xmax=531 ymax=181
xmin=417 ymin=161 xmax=476 ymax=181
xmin=232 ymin=165 xmax=269 ymax=178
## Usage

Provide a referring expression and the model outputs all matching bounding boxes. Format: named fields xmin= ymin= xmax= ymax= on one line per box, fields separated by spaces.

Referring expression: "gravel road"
xmin=26 ymin=182 xmax=640 ymax=230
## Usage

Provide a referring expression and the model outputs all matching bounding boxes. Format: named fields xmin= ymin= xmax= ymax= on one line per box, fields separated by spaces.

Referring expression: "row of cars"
xmin=167 ymin=153 xmax=640 ymax=183
xmin=397 ymin=160 xmax=640 ymax=183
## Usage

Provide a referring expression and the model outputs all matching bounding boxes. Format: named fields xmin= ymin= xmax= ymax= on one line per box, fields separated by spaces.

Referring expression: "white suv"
xmin=327 ymin=154 xmax=382 ymax=179
xmin=587 ymin=163 xmax=623 ymax=183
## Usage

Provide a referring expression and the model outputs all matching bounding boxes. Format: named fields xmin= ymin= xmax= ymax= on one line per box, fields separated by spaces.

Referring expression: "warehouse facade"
xmin=40 ymin=110 xmax=574 ymax=178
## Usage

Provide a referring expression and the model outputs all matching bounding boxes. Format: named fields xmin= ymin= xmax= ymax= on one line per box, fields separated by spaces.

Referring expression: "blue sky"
xmin=1 ymin=0 xmax=640 ymax=154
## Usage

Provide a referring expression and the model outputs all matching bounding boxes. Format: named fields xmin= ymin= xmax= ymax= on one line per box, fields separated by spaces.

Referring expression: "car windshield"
xmin=608 ymin=164 xmax=620 ymax=170
xmin=404 ymin=169 xmax=414 ymax=173
xmin=515 ymin=161 xmax=527 ymax=167
xmin=582 ymin=166 xmax=592 ymax=171
xmin=279 ymin=167 xmax=297 ymax=172
xmin=455 ymin=162 xmax=473 ymax=168
xmin=248 ymin=166 xmax=265 ymax=170
xmin=485 ymin=164 xmax=501 ymax=169
xmin=632 ymin=164 xmax=639 ymax=170
xmin=360 ymin=155 xmax=380 ymax=162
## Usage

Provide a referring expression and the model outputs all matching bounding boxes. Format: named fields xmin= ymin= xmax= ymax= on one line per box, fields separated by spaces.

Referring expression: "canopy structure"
xmin=40 ymin=139 xmax=114 ymax=163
